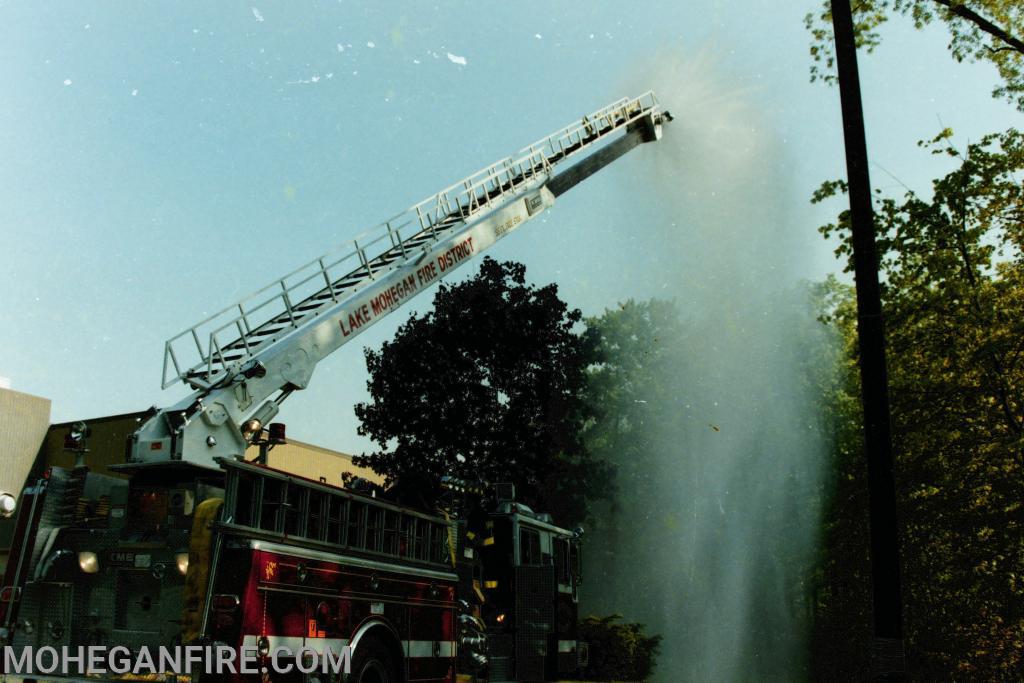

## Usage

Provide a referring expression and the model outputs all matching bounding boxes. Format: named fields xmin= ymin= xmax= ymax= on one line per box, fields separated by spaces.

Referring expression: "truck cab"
xmin=1 ymin=464 xmax=224 ymax=661
xmin=474 ymin=493 xmax=584 ymax=682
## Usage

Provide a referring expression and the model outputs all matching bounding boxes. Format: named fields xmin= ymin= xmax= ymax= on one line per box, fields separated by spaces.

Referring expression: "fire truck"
xmin=0 ymin=92 xmax=671 ymax=683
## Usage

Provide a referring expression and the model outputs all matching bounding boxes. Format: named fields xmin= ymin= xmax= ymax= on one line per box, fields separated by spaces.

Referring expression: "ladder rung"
xmin=220 ymin=325 xmax=288 ymax=352
xmin=241 ymin=326 xmax=286 ymax=340
xmin=165 ymin=93 xmax=664 ymax=389
xmin=294 ymin=300 xmax=326 ymax=313
xmin=336 ymin=272 xmax=364 ymax=281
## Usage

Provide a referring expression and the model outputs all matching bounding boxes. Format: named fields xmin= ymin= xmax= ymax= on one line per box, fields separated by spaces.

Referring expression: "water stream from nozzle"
xmin=583 ymin=51 xmax=835 ymax=681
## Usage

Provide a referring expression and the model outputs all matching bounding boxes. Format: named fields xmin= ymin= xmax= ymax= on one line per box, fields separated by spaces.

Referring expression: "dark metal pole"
xmin=829 ymin=0 xmax=906 ymax=678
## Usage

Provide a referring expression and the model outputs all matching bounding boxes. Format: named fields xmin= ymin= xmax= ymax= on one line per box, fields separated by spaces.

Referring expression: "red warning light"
xmin=268 ymin=423 xmax=287 ymax=444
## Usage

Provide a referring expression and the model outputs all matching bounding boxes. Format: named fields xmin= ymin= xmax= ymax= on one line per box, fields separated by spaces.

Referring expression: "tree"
xmin=353 ymin=257 xmax=609 ymax=526
xmin=806 ymin=2 xmax=1024 ymax=675
xmin=807 ymin=277 xmax=875 ymax=681
xmin=807 ymin=1 xmax=1024 ymax=110
xmin=812 ymin=130 xmax=1024 ymax=676
xmin=573 ymin=614 xmax=663 ymax=682
xmin=582 ymin=299 xmax=691 ymax=497
xmin=581 ymin=297 xmax=834 ymax=680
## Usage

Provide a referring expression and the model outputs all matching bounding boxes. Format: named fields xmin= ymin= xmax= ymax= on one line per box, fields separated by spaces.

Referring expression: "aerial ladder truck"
xmin=1 ymin=92 xmax=672 ymax=683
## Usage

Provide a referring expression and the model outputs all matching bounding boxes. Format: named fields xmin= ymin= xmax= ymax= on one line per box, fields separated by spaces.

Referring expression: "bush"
xmin=575 ymin=614 xmax=662 ymax=681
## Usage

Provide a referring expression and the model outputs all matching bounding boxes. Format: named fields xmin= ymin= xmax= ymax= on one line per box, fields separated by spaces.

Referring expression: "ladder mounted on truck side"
xmin=130 ymin=92 xmax=672 ymax=470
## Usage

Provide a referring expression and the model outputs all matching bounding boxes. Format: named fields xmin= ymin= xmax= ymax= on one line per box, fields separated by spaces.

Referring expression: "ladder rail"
xmin=519 ymin=92 xmax=653 ymax=158
xmin=191 ymin=225 xmax=412 ymax=389
xmin=162 ymin=92 xmax=661 ymax=389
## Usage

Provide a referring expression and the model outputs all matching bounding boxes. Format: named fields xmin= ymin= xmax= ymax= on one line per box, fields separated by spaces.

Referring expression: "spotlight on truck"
xmin=0 ymin=492 xmax=16 ymax=518
xmin=175 ymin=551 xmax=190 ymax=576
xmin=64 ymin=421 xmax=91 ymax=450
xmin=241 ymin=419 xmax=262 ymax=441
xmin=78 ymin=551 xmax=100 ymax=574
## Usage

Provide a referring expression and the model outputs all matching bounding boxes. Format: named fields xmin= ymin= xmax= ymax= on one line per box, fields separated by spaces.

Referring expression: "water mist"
xmin=582 ymin=52 xmax=834 ymax=681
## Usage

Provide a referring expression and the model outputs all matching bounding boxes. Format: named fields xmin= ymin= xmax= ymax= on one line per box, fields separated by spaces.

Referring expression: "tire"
xmin=346 ymin=637 xmax=400 ymax=683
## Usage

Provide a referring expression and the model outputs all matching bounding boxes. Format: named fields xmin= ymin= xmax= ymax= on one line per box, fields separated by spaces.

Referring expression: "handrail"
xmin=162 ymin=92 xmax=661 ymax=389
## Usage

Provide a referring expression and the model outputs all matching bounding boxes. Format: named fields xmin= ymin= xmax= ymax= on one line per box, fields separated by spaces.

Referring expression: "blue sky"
xmin=1 ymin=1 xmax=1019 ymax=452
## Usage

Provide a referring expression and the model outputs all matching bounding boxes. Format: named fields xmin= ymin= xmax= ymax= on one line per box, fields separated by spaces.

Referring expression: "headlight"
xmin=0 ymin=492 xmax=16 ymax=517
xmin=78 ymin=551 xmax=99 ymax=574
xmin=175 ymin=552 xmax=189 ymax=576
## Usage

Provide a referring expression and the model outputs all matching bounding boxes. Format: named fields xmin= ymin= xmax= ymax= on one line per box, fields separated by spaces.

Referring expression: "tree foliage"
xmin=807 ymin=1 xmax=1024 ymax=675
xmin=581 ymin=296 xmax=834 ymax=680
xmin=353 ymin=257 xmax=609 ymax=526
xmin=812 ymin=130 xmax=1024 ymax=677
xmin=806 ymin=1 xmax=1024 ymax=110
xmin=807 ymin=277 xmax=875 ymax=680
xmin=573 ymin=614 xmax=663 ymax=682
xmin=582 ymin=299 xmax=691 ymax=492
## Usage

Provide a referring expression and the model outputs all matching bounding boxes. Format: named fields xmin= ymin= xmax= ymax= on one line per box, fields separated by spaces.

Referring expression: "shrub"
xmin=576 ymin=613 xmax=662 ymax=681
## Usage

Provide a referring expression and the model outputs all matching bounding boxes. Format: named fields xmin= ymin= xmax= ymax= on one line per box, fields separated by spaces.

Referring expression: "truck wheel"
xmin=347 ymin=638 xmax=400 ymax=683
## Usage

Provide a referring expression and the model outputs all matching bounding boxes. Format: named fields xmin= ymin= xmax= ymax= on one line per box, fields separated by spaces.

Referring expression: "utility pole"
xmin=829 ymin=1 xmax=906 ymax=678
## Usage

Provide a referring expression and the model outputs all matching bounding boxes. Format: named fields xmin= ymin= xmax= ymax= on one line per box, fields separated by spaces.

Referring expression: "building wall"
xmin=0 ymin=388 xmax=51 ymax=573
xmin=40 ymin=411 xmax=146 ymax=479
xmin=257 ymin=439 xmax=383 ymax=486
xmin=0 ymin=388 xmax=51 ymax=500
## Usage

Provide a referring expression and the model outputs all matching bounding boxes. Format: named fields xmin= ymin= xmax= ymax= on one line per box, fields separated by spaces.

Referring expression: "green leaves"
xmin=812 ymin=130 xmax=1024 ymax=676
xmin=807 ymin=1 xmax=1024 ymax=110
xmin=808 ymin=2 xmax=1024 ymax=673
xmin=574 ymin=614 xmax=663 ymax=681
xmin=353 ymin=257 xmax=609 ymax=526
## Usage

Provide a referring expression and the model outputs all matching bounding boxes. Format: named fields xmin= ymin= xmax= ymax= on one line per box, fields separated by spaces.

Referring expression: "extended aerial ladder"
xmin=130 ymin=92 xmax=672 ymax=468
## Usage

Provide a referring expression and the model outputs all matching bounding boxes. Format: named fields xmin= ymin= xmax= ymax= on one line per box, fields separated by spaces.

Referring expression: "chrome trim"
xmin=250 ymin=540 xmax=457 ymax=582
